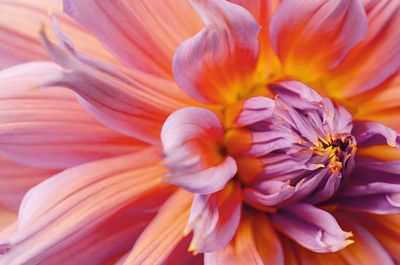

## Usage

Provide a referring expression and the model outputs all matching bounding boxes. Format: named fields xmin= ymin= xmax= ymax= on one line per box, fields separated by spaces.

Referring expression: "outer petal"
xmin=269 ymin=0 xmax=367 ymax=83
xmin=0 ymin=148 xmax=173 ymax=265
xmin=352 ymin=121 xmax=400 ymax=148
xmin=63 ymin=0 xmax=202 ymax=78
xmin=187 ymin=181 xmax=242 ymax=253
xmin=0 ymin=208 xmax=15 ymax=231
xmin=123 ymin=189 xmax=192 ymax=265
xmin=326 ymin=0 xmax=400 ymax=97
xmin=0 ymin=86 xmax=145 ymax=169
xmin=204 ymin=211 xmax=283 ymax=265
xmin=173 ymin=0 xmax=260 ymax=104
xmin=0 ymin=0 xmax=117 ymax=69
xmin=161 ymin=107 xmax=237 ymax=194
xmin=0 ymin=157 xmax=58 ymax=211
xmin=271 ymin=204 xmax=353 ymax=253
xmin=39 ymin=30 xmax=192 ymax=145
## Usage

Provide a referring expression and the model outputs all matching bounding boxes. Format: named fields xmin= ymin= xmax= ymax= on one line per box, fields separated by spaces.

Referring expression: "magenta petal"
xmin=271 ymin=203 xmax=353 ymax=253
xmin=173 ymin=0 xmax=260 ymax=104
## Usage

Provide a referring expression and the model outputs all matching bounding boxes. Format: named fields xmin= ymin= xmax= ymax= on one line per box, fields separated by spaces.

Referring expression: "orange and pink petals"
xmin=40 ymin=31 xmax=190 ymax=145
xmin=271 ymin=204 xmax=353 ymax=253
xmin=187 ymin=181 xmax=242 ymax=253
xmin=63 ymin=0 xmax=202 ymax=78
xmin=0 ymin=208 xmax=15 ymax=231
xmin=0 ymin=148 xmax=173 ymax=264
xmin=0 ymin=157 xmax=58 ymax=212
xmin=0 ymin=87 xmax=145 ymax=169
xmin=269 ymin=0 xmax=368 ymax=83
xmin=161 ymin=107 xmax=237 ymax=194
xmin=326 ymin=0 xmax=400 ymax=97
xmin=123 ymin=189 xmax=192 ymax=265
xmin=173 ymin=0 xmax=260 ymax=104
xmin=205 ymin=211 xmax=283 ymax=265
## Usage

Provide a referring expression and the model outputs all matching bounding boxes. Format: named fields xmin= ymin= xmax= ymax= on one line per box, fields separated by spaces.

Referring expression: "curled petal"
xmin=271 ymin=204 xmax=353 ymax=253
xmin=270 ymin=0 xmax=367 ymax=82
xmin=40 ymin=29 xmax=190 ymax=145
xmin=173 ymin=0 xmax=260 ymax=104
xmin=235 ymin=97 xmax=275 ymax=127
xmin=0 ymin=148 xmax=173 ymax=265
xmin=353 ymin=121 xmax=400 ymax=148
xmin=161 ymin=107 xmax=237 ymax=194
xmin=187 ymin=181 xmax=242 ymax=253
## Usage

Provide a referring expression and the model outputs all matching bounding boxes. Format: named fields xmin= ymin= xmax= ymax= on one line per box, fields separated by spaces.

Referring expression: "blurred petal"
xmin=64 ymin=0 xmax=202 ymax=78
xmin=0 ymin=148 xmax=173 ymax=265
xmin=270 ymin=0 xmax=367 ymax=82
xmin=205 ymin=211 xmax=283 ymax=265
xmin=271 ymin=204 xmax=353 ymax=253
xmin=0 ymin=157 xmax=58 ymax=211
xmin=0 ymin=208 xmax=15 ymax=231
xmin=173 ymin=0 xmax=260 ymax=104
xmin=123 ymin=189 xmax=192 ymax=265
xmin=326 ymin=0 xmax=400 ymax=97
xmin=0 ymin=0 xmax=117 ymax=69
xmin=161 ymin=107 xmax=237 ymax=194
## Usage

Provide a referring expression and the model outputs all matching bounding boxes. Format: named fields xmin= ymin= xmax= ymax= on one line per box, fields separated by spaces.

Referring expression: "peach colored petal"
xmin=123 ymin=189 xmax=192 ymax=265
xmin=326 ymin=0 xmax=400 ymax=98
xmin=205 ymin=212 xmax=283 ymax=265
xmin=0 ymin=85 xmax=146 ymax=169
xmin=40 ymin=31 xmax=192 ymax=145
xmin=0 ymin=0 xmax=117 ymax=69
xmin=63 ymin=0 xmax=202 ymax=78
xmin=0 ymin=148 xmax=173 ymax=264
xmin=173 ymin=0 xmax=260 ymax=104
xmin=269 ymin=0 xmax=368 ymax=83
xmin=0 ymin=156 xmax=58 ymax=212
xmin=0 ymin=208 xmax=15 ymax=231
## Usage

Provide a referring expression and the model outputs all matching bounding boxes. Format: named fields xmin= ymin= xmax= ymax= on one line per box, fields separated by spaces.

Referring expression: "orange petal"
xmin=123 ymin=189 xmax=192 ymax=265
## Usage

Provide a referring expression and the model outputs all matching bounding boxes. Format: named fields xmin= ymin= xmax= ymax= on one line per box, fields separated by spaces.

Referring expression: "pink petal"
xmin=123 ymin=189 xmax=193 ymax=265
xmin=40 ymin=31 xmax=191 ymax=145
xmin=173 ymin=0 xmax=260 ymax=104
xmin=269 ymin=0 xmax=368 ymax=82
xmin=0 ymin=148 xmax=173 ymax=264
xmin=187 ymin=182 xmax=242 ymax=253
xmin=0 ymin=86 xmax=146 ymax=169
xmin=271 ymin=204 xmax=353 ymax=253
xmin=63 ymin=0 xmax=202 ymax=78
xmin=0 ymin=208 xmax=15 ymax=231
xmin=205 ymin=212 xmax=283 ymax=265
xmin=0 ymin=157 xmax=58 ymax=211
xmin=161 ymin=107 xmax=237 ymax=194
xmin=0 ymin=0 xmax=117 ymax=69
xmin=326 ymin=0 xmax=400 ymax=97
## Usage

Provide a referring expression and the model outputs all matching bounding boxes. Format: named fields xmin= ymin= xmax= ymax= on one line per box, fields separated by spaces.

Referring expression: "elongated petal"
xmin=187 ymin=181 xmax=242 ymax=253
xmin=326 ymin=0 xmax=400 ymax=97
xmin=40 ymin=30 xmax=191 ymax=145
xmin=0 ymin=208 xmax=15 ymax=231
xmin=271 ymin=204 xmax=353 ymax=253
xmin=205 ymin=212 xmax=283 ymax=265
xmin=270 ymin=0 xmax=367 ymax=83
xmin=0 ymin=157 xmax=58 ymax=211
xmin=0 ymin=148 xmax=173 ymax=265
xmin=173 ymin=0 xmax=260 ymax=104
xmin=161 ymin=107 xmax=237 ymax=194
xmin=64 ymin=0 xmax=202 ymax=78
xmin=0 ymin=0 xmax=117 ymax=69
xmin=352 ymin=121 xmax=400 ymax=148
xmin=123 ymin=189 xmax=192 ymax=265
xmin=0 ymin=88 xmax=145 ymax=169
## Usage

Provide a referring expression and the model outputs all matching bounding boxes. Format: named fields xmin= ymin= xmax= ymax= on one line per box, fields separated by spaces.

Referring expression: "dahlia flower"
xmin=0 ymin=0 xmax=399 ymax=264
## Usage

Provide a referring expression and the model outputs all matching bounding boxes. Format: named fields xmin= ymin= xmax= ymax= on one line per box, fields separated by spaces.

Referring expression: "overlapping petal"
xmin=0 ymin=148 xmax=173 ymax=265
xmin=173 ymin=0 xmax=260 ymax=104
xmin=270 ymin=0 xmax=368 ymax=83
xmin=63 ymin=0 xmax=202 ymax=78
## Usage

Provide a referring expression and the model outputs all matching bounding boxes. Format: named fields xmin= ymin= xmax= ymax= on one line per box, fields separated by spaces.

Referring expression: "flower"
xmin=0 ymin=0 xmax=399 ymax=264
